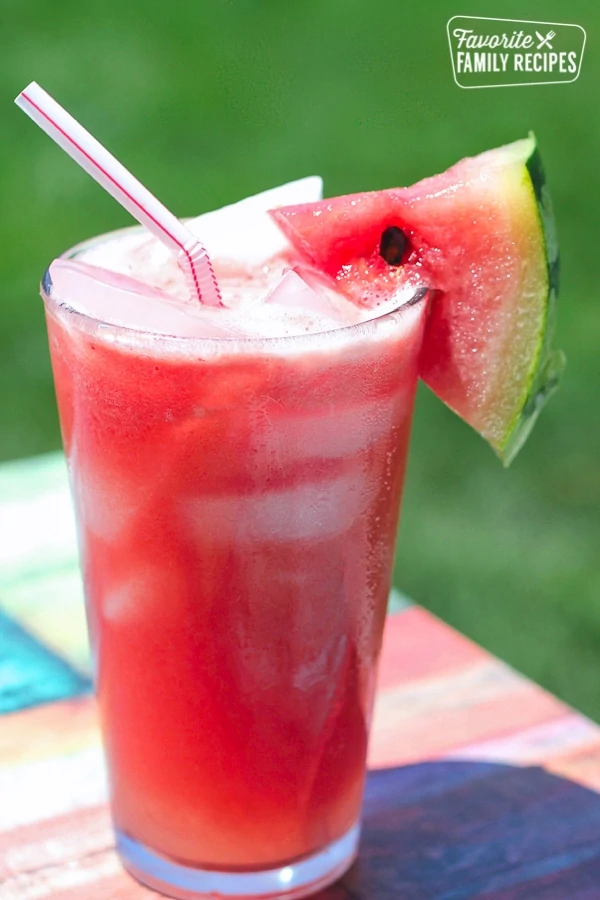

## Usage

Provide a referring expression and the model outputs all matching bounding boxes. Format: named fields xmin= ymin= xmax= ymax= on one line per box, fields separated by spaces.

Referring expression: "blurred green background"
xmin=2 ymin=2 xmax=598 ymax=715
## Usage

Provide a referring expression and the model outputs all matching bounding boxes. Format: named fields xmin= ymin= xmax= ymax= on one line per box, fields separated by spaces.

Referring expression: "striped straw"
xmin=15 ymin=82 xmax=222 ymax=306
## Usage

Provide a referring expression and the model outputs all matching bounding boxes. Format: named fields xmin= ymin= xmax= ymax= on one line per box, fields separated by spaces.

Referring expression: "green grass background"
xmin=2 ymin=2 xmax=599 ymax=716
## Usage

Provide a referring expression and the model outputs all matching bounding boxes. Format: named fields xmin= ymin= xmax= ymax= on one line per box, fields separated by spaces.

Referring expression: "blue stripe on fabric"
xmin=0 ymin=609 xmax=91 ymax=714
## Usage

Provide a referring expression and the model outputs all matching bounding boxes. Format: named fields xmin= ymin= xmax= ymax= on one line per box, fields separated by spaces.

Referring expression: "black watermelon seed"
xmin=379 ymin=226 xmax=408 ymax=266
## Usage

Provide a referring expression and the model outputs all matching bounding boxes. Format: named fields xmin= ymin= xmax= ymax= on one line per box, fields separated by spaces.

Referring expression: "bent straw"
xmin=15 ymin=82 xmax=222 ymax=306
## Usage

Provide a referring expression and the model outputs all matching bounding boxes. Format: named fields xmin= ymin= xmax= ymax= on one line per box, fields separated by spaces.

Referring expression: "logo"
xmin=447 ymin=16 xmax=586 ymax=88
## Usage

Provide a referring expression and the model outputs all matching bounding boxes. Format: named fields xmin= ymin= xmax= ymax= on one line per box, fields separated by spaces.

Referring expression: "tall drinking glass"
xmin=42 ymin=236 xmax=428 ymax=900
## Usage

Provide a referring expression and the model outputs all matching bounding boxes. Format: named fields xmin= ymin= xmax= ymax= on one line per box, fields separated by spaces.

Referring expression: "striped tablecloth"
xmin=2 ymin=453 xmax=600 ymax=899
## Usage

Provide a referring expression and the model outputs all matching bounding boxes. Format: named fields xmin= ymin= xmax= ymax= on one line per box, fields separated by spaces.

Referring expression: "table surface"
xmin=2 ymin=453 xmax=600 ymax=899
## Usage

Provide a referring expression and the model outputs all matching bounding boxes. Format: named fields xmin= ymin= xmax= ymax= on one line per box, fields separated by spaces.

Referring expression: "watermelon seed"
xmin=379 ymin=226 xmax=408 ymax=266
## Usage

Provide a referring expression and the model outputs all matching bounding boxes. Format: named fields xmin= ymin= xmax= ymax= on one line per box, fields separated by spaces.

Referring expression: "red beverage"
xmin=42 ymin=191 xmax=428 ymax=898
xmin=19 ymin=78 xmax=562 ymax=898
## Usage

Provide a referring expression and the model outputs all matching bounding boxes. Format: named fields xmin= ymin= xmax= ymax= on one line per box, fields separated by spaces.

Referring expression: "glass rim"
xmin=41 ymin=225 xmax=430 ymax=358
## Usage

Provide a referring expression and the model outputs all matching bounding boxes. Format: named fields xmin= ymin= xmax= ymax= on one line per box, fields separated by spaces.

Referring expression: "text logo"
xmin=447 ymin=16 xmax=586 ymax=88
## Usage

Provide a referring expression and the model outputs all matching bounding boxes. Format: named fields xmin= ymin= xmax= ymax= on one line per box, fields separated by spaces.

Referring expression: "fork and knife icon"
xmin=535 ymin=29 xmax=556 ymax=49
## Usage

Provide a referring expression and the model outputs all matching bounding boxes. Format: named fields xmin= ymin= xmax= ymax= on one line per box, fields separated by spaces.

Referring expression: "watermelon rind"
xmin=497 ymin=135 xmax=564 ymax=466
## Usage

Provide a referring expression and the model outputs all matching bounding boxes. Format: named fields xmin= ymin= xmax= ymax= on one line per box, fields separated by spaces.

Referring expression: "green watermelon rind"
xmin=497 ymin=134 xmax=565 ymax=466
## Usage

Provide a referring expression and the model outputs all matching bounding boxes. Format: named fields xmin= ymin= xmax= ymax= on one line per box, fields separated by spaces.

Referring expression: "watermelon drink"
xmin=42 ymin=180 xmax=429 ymax=899
xmin=28 ymin=77 xmax=563 ymax=897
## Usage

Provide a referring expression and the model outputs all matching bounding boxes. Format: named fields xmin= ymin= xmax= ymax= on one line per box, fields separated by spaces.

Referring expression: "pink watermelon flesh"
xmin=270 ymin=136 xmax=563 ymax=464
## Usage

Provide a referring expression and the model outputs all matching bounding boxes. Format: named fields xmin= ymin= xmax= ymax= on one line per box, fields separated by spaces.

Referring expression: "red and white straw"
xmin=15 ymin=82 xmax=222 ymax=307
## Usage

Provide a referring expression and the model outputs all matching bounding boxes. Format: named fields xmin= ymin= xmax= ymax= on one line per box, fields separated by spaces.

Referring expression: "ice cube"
xmin=49 ymin=259 xmax=245 ymax=338
xmin=265 ymin=268 xmax=349 ymax=321
xmin=101 ymin=569 xmax=166 ymax=623
xmin=187 ymin=176 xmax=323 ymax=269
xmin=71 ymin=446 xmax=142 ymax=542
xmin=249 ymin=394 xmax=402 ymax=463
xmin=183 ymin=469 xmax=367 ymax=545
xmin=102 ymin=577 xmax=138 ymax=623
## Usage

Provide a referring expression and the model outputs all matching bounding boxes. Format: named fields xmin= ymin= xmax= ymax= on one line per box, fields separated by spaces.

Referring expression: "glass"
xmin=41 ymin=235 xmax=428 ymax=900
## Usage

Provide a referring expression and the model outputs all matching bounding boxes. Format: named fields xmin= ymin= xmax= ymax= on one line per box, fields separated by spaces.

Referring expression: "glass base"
xmin=116 ymin=823 xmax=360 ymax=900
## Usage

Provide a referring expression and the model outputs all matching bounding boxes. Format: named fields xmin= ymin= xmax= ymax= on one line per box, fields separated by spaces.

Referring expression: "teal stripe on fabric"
xmin=0 ymin=610 xmax=91 ymax=714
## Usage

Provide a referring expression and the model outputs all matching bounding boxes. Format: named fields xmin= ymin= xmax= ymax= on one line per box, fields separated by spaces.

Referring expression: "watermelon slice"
xmin=270 ymin=135 xmax=564 ymax=465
